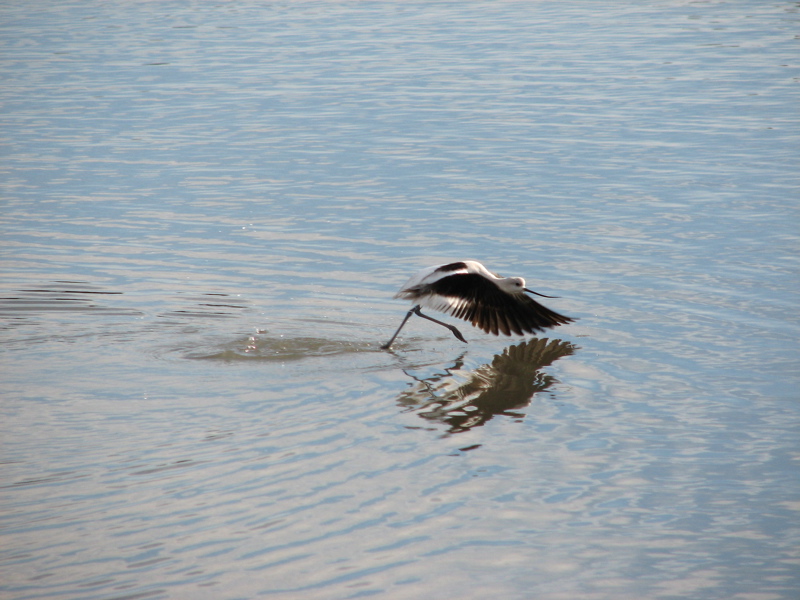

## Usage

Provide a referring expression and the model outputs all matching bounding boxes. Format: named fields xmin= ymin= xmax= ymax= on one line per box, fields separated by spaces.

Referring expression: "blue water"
xmin=2 ymin=1 xmax=799 ymax=599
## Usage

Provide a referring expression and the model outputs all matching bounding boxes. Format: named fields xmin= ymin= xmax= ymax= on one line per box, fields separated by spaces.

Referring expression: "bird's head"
xmin=501 ymin=276 xmax=560 ymax=299
xmin=500 ymin=277 xmax=527 ymax=294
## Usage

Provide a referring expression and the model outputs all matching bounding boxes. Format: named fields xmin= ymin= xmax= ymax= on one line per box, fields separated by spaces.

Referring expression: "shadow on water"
xmin=398 ymin=338 xmax=577 ymax=435
xmin=0 ymin=281 xmax=139 ymax=317
xmin=0 ymin=281 xmax=250 ymax=321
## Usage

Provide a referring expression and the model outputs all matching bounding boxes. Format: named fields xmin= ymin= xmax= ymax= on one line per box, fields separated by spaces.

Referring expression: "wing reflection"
xmin=398 ymin=338 xmax=576 ymax=433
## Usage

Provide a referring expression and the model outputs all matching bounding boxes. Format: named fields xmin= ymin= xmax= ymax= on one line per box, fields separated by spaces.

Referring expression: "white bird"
xmin=381 ymin=260 xmax=574 ymax=349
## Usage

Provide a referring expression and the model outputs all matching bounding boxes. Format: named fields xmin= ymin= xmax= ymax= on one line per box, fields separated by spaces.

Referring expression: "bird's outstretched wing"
xmin=428 ymin=273 xmax=574 ymax=336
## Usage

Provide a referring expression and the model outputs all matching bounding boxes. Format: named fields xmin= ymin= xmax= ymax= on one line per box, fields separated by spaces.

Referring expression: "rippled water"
xmin=2 ymin=1 xmax=799 ymax=599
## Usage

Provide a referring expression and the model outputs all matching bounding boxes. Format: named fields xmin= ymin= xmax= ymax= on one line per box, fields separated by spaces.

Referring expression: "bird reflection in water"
xmin=398 ymin=338 xmax=576 ymax=434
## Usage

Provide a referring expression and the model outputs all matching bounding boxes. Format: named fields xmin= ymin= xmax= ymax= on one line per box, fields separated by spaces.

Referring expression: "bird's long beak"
xmin=524 ymin=288 xmax=559 ymax=299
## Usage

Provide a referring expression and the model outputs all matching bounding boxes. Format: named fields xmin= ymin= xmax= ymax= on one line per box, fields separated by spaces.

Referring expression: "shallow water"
xmin=2 ymin=1 xmax=799 ymax=599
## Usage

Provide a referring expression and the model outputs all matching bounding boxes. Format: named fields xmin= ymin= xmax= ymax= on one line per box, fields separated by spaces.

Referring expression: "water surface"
xmin=1 ymin=1 xmax=799 ymax=599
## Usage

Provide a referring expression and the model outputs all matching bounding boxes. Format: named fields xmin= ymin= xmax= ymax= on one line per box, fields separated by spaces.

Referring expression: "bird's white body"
xmin=382 ymin=260 xmax=573 ymax=348
xmin=396 ymin=260 xmax=526 ymax=314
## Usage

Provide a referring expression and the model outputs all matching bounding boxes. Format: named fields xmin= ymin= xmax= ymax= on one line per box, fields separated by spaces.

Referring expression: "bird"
xmin=381 ymin=260 xmax=574 ymax=349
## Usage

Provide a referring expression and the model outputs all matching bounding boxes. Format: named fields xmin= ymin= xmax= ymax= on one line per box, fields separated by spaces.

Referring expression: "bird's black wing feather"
xmin=430 ymin=273 xmax=573 ymax=336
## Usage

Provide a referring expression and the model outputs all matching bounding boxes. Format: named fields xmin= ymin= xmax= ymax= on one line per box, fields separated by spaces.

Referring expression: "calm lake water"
xmin=2 ymin=1 xmax=799 ymax=599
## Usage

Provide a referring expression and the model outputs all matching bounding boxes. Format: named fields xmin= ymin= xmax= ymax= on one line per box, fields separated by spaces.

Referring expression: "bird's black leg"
xmin=381 ymin=305 xmax=468 ymax=349
xmin=412 ymin=306 xmax=468 ymax=343
xmin=381 ymin=306 xmax=417 ymax=349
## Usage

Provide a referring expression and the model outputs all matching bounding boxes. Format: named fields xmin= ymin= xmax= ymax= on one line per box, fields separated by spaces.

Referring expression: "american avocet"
xmin=381 ymin=260 xmax=574 ymax=349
